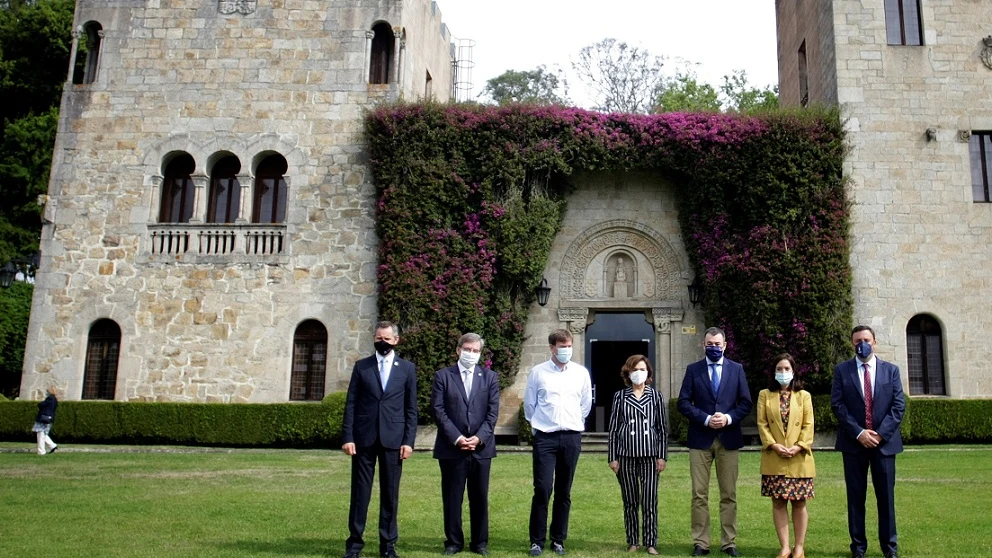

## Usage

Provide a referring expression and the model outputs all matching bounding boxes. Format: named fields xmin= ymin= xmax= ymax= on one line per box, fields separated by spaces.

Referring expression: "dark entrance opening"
xmin=585 ymin=312 xmax=655 ymax=432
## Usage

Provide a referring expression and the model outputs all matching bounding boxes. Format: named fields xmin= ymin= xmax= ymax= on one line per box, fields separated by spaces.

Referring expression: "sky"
xmin=434 ymin=0 xmax=781 ymax=108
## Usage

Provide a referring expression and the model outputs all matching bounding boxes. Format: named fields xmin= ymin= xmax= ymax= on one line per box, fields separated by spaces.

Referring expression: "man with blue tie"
xmin=831 ymin=325 xmax=905 ymax=558
xmin=431 ymin=333 xmax=501 ymax=556
xmin=341 ymin=321 xmax=418 ymax=558
xmin=677 ymin=326 xmax=752 ymax=557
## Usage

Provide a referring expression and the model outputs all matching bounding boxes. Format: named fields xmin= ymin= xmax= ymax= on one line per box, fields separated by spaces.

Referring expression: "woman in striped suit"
xmin=608 ymin=355 xmax=669 ymax=555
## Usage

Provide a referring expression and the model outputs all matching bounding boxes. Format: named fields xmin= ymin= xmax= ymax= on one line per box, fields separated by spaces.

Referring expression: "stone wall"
xmin=21 ymin=0 xmax=455 ymax=401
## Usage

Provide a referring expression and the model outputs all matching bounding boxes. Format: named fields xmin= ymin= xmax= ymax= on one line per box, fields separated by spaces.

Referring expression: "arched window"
xmin=906 ymin=314 xmax=946 ymax=395
xmin=72 ymin=21 xmax=103 ymax=85
xmin=369 ymin=22 xmax=395 ymax=84
xmin=207 ymin=155 xmax=241 ymax=223
xmin=290 ymin=320 xmax=327 ymax=401
xmin=82 ymin=319 xmax=121 ymax=400
xmin=253 ymin=154 xmax=288 ymax=223
xmin=159 ymin=153 xmax=196 ymax=223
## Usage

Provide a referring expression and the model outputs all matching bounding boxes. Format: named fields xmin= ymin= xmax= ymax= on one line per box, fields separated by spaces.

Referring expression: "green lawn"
xmin=0 ymin=445 xmax=987 ymax=557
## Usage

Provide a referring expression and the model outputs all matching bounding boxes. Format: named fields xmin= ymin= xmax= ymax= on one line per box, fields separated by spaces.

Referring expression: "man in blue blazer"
xmin=831 ymin=325 xmax=905 ymax=558
xmin=342 ymin=321 xmax=418 ymax=558
xmin=677 ymin=326 xmax=752 ymax=557
xmin=431 ymin=333 xmax=501 ymax=556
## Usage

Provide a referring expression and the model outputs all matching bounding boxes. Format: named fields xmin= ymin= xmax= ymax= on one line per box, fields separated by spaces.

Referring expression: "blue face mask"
xmin=855 ymin=340 xmax=873 ymax=360
xmin=705 ymin=345 xmax=723 ymax=362
xmin=555 ymin=347 xmax=572 ymax=364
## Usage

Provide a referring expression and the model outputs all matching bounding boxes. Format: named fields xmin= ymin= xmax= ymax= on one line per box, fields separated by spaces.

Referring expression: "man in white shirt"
xmin=524 ymin=329 xmax=593 ymax=557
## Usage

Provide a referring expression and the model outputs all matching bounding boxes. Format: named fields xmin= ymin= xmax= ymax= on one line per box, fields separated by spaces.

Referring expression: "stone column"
xmin=557 ymin=307 xmax=589 ymax=365
xmin=652 ymin=307 xmax=684 ymax=400
xmin=363 ymin=30 xmax=375 ymax=84
xmin=189 ymin=174 xmax=208 ymax=224
xmin=66 ymin=26 xmax=81 ymax=83
xmin=235 ymin=173 xmax=251 ymax=223
xmin=392 ymin=29 xmax=403 ymax=89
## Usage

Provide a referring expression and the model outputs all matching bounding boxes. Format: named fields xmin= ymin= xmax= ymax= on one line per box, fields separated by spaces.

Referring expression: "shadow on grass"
xmin=213 ymin=535 xmax=442 ymax=556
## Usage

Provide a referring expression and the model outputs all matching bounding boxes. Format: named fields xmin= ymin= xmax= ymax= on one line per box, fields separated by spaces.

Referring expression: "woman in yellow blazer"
xmin=757 ymin=353 xmax=815 ymax=558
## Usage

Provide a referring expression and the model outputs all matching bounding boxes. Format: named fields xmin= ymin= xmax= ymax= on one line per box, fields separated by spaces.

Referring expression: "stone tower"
xmin=775 ymin=0 xmax=992 ymax=396
xmin=20 ymin=0 xmax=456 ymax=402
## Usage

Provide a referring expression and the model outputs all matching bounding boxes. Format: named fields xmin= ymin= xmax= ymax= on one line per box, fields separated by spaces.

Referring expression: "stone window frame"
xmin=969 ymin=131 xmax=992 ymax=203
xmin=159 ymin=152 xmax=197 ymax=223
xmin=252 ymin=153 xmax=289 ymax=224
xmin=290 ymin=320 xmax=328 ymax=401
xmin=70 ymin=20 xmax=104 ymax=85
xmin=368 ymin=21 xmax=396 ymax=85
xmin=905 ymin=314 xmax=946 ymax=396
xmin=883 ymin=0 xmax=924 ymax=46
xmin=206 ymin=153 xmax=243 ymax=224
xmin=82 ymin=319 xmax=121 ymax=400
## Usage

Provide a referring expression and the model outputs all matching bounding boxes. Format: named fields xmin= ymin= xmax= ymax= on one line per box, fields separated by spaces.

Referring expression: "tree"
xmin=572 ymin=38 xmax=664 ymax=114
xmin=654 ymin=66 xmax=721 ymax=113
xmin=480 ymin=66 xmax=569 ymax=106
xmin=0 ymin=0 xmax=74 ymax=263
xmin=720 ymin=69 xmax=779 ymax=113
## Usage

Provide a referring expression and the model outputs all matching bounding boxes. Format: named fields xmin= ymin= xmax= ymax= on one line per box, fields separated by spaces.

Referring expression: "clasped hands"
xmin=457 ymin=435 xmax=481 ymax=451
xmin=858 ymin=429 xmax=882 ymax=448
xmin=609 ymin=459 xmax=667 ymax=473
xmin=708 ymin=412 xmax=729 ymax=429
xmin=770 ymin=443 xmax=802 ymax=458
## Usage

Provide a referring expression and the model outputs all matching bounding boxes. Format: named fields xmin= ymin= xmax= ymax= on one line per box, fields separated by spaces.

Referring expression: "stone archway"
xmin=556 ymin=219 xmax=688 ymax=396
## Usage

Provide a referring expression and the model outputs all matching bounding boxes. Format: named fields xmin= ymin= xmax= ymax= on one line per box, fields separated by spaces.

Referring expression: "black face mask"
xmin=374 ymin=340 xmax=394 ymax=356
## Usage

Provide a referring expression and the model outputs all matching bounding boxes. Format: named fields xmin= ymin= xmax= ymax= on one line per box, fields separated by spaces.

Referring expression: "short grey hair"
xmin=375 ymin=320 xmax=399 ymax=336
xmin=457 ymin=332 xmax=485 ymax=349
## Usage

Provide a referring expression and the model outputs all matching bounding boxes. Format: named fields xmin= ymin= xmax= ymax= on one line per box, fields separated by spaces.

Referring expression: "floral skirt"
xmin=31 ymin=422 xmax=51 ymax=434
xmin=761 ymin=475 xmax=815 ymax=500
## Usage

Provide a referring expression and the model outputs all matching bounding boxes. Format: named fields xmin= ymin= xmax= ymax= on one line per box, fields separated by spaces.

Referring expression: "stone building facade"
xmin=20 ymin=0 xmax=456 ymax=402
xmin=775 ymin=0 xmax=992 ymax=396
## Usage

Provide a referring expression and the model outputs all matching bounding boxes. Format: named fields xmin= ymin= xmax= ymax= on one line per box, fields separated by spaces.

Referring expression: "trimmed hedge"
xmin=649 ymin=397 xmax=992 ymax=446
xmin=0 ymin=392 xmax=347 ymax=448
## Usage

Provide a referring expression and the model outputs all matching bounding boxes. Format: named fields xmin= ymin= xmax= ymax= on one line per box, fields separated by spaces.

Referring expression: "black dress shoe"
xmin=343 ymin=553 xmax=360 ymax=558
xmin=471 ymin=546 xmax=488 ymax=556
xmin=884 ymin=554 xmax=898 ymax=558
xmin=382 ymin=551 xmax=399 ymax=558
xmin=691 ymin=546 xmax=710 ymax=556
xmin=722 ymin=548 xmax=740 ymax=557
xmin=443 ymin=546 xmax=461 ymax=556
xmin=851 ymin=554 xmax=865 ymax=558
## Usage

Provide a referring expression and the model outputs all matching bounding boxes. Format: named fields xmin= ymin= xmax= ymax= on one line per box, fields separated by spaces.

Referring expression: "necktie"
xmin=710 ymin=363 xmax=720 ymax=396
xmin=863 ymin=363 xmax=874 ymax=430
xmin=379 ymin=358 xmax=388 ymax=390
xmin=463 ymin=368 xmax=473 ymax=398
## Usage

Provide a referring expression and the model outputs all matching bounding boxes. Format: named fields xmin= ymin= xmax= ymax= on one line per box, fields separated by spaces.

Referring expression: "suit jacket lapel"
xmin=766 ymin=390 xmax=786 ymax=440
xmin=467 ymin=366 xmax=482 ymax=403
xmin=365 ymin=357 xmax=384 ymax=397
xmin=450 ymin=366 xmax=469 ymax=404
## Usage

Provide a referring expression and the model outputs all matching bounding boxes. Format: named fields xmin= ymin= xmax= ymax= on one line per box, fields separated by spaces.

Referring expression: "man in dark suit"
xmin=341 ymin=321 xmax=418 ymax=558
xmin=431 ymin=333 xmax=501 ymax=556
xmin=677 ymin=326 xmax=752 ymax=557
xmin=831 ymin=325 xmax=905 ymax=558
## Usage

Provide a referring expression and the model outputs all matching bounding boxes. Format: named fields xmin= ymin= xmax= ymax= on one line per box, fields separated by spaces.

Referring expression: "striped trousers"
xmin=616 ymin=456 xmax=660 ymax=547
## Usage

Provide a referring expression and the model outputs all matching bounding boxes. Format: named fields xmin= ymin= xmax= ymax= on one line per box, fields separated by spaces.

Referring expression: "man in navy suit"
xmin=342 ymin=321 xmax=418 ymax=558
xmin=431 ymin=333 xmax=501 ymax=556
xmin=831 ymin=325 xmax=905 ymax=558
xmin=677 ymin=326 xmax=752 ymax=557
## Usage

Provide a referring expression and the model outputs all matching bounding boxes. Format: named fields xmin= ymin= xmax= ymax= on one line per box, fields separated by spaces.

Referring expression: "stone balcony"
xmin=141 ymin=223 xmax=289 ymax=265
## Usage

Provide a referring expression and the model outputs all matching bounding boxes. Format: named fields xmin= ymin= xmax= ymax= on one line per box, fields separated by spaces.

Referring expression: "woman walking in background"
xmin=757 ymin=354 xmax=815 ymax=558
xmin=607 ymin=355 xmax=668 ymax=555
xmin=32 ymin=386 xmax=59 ymax=455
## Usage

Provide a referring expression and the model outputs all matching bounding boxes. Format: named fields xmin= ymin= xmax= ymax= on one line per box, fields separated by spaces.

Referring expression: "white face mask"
xmin=555 ymin=347 xmax=572 ymax=364
xmin=459 ymin=350 xmax=481 ymax=369
xmin=630 ymin=370 xmax=648 ymax=386
xmin=775 ymin=372 xmax=794 ymax=386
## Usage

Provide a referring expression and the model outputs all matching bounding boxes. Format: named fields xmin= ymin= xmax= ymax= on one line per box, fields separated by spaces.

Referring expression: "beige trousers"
xmin=689 ymin=438 xmax=739 ymax=550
